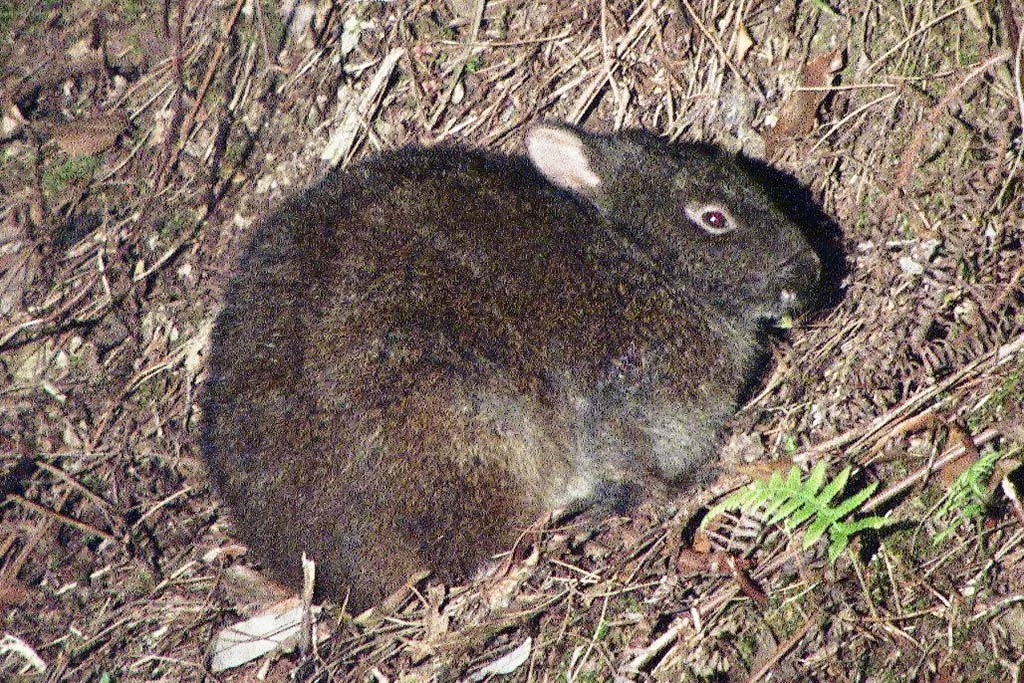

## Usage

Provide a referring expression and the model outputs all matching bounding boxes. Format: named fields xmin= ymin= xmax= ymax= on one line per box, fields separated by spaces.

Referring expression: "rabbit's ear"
xmin=526 ymin=124 xmax=602 ymax=197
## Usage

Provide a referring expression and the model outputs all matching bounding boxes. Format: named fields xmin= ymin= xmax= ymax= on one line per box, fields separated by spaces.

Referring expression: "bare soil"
xmin=1 ymin=0 xmax=1022 ymax=681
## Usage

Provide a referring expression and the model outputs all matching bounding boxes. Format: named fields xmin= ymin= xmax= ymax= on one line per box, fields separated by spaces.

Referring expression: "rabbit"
xmin=199 ymin=122 xmax=822 ymax=612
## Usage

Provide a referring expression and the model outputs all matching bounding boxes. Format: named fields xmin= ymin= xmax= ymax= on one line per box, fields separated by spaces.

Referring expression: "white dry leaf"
xmin=910 ymin=238 xmax=942 ymax=263
xmin=288 ymin=2 xmax=319 ymax=42
xmin=209 ymin=597 xmax=322 ymax=672
xmin=150 ymin=107 xmax=174 ymax=147
xmin=341 ymin=17 xmax=374 ymax=57
xmin=0 ymin=633 xmax=48 ymax=673
xmin=181 ymin=319 xmax=212 ymax=375
xmin=734 ymin=21 xmax=754 ymax=64
xmin=469 ymin=637 xmax=532 ymax=681
xmin=321 ymin=47 xmax=404 ymax=165
xmin=0 ymin=238 xmax=38 ymax=317
xmin=1 ymin=100 xmax=27 ymax=139
xmin=899 ymin=256 xmax=925 ymax=276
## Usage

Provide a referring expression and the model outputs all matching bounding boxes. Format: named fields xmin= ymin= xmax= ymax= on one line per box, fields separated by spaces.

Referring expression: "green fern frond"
xmin=703 ymin=462 xmax=891 ymax=563
xmin=931 ymin=449 xmax=1003 ymax=546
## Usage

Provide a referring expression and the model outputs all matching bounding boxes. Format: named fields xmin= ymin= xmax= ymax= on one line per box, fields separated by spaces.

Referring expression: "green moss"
xmin=0 ymin=0 xmax=61 ymax=39
xmin=0 ymin=2 xmax=16 ymax=36
xmin=159 ymin=212 xmax=195 ymax=239
xmin=119 ymin=0 xmax=145 ymax=22
xmin=968 ymin=368 xmax=1022 ymax=432
xmin=762 ymin=598 xmax=806 ymax=638
xmin=42 ymin=155 xmax=101 ymax=196
xmin=735 ymin=630 xmax=758 ymax=662
xmin=225 ymin=139 xmax=248 ymax=167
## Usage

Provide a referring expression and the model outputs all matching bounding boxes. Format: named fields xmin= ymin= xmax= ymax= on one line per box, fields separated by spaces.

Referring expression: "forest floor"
xmin=1 ymin=0 xmax=1023 ymax=680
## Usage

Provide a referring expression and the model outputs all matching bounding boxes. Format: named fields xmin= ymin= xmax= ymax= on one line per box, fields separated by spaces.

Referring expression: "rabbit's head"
xmin=526 ymin=123 xmax=821 ymax=325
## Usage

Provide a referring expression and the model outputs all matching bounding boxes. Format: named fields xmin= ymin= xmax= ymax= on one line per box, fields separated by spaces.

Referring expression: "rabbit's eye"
xmin=702 ymin=210 xmax=728 ymax=231
xmin=685 ymin=204 xmax=735 ymax=235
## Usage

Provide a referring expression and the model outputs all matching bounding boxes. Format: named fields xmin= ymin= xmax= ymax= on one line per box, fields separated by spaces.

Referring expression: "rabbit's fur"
xmin=200 ymin=122 xmax=821 ymax=611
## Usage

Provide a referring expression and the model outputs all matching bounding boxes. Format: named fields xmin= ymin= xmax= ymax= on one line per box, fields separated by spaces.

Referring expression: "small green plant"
xmin=42 ymin=155 xmax=101 ymax=195
xmin=119 ymin=0 xmax=144 ymax=22
xmin=0 ymin=2 xmax=15 ymax=36
xmin=808 ymin=0 xmax=839 ymax=16
xmin=931 ymin=449 xmax=1004 ymax=546
xmin=704 ymin=462 xmax=891 ymax=562
xmin=968 ymin=370 xmax=1021 ymax=432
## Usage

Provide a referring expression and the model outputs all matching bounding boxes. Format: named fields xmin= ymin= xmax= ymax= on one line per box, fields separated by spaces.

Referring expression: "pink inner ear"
xmin=525 ymin=126 xmax=602 ymax=195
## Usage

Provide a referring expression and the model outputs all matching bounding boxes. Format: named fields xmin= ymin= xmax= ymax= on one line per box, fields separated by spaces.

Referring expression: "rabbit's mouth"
xmin=779 ymin=287 xmax=801 ymax=310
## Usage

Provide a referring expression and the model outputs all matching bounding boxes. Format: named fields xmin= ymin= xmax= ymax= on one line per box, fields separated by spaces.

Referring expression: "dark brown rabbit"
xmin=199 ymin=122 xmax=821 ymax=611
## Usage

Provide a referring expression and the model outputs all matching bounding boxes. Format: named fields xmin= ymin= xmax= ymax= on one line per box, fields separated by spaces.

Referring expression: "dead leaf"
xmin=51 ymin=113 xmax=126 ymax=156
xmin=939 ymin=421 xmax=981 ymax=487
xmin=734 ymin=21 xmax=754 ymax=64
xmin=729 ymin=557 xmax=768 ymax=606
xmin=0 ymin=634 xmax=47 ymax=674
xmin=104 ymin=24 xmax=162 ymax=74
xmin=208 ymin=597 xmax=325 ymax=672
xmin=469 ymin=637 xmax=532 ymax=681
xmin=423 ymin=584 xmax=450 ymax=639
xmin=1 ymin=96 xmax=26 ymax=140
xmin=219 ymin=564 xmax=293 ymax=609
xmin=999 ymin=0 xmax=1021 ymax=57
xmin=1002 ymin=464 xmax=1024 ymax=526
xmin=0 ymin=580 xmax=31 ymax=609
xmin=735 ymin=460 xmax=795 ymax=479
xmin=446 ymin=0 xmax=479 ymax=24
xmin=677 ymin=550 xmax=766 ymax=604
xmin=690 ymin=530 xmax=713 ymax=553
xmin=375 ymin=567 xmax=432 ymax=616
xmin=0 ymin=206 xmax=39 ymax=317
xmin=767 ymin=47 xmax=844 ymax=156
xmin=676 ymin=548 xmax=738 ymax=574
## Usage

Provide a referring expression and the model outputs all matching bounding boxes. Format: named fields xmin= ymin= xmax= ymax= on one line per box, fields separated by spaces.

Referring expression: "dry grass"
xmin=1 ymin=0 xmax=1022 ymax=680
